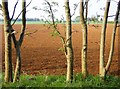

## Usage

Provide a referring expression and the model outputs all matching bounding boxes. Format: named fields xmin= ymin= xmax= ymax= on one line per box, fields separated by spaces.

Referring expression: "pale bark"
xmin=99 ymin=0 xmax=111 ymax=78
xmin=65 ymin=0 xmax=74 ymax=83
xmin=13 ymin=44 xmax=21 ymax=82
xmin=13 ymin=0 xmax=26 ymax=82
xmin=105 ymin=1 xmax=120 ymax=73
xmin=2 ymin=1 xmax=13 ymax=82
xmin=80 ymin=0 xmax=88 ymax=78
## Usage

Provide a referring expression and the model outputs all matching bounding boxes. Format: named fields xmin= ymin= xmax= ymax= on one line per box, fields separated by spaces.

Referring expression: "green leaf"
xmin=50 ymin=30 xmax=59 ymax=37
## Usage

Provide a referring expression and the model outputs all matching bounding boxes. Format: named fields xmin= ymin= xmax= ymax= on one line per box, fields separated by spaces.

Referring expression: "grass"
xmin=1 ymin=73 xmax=120 ymax=88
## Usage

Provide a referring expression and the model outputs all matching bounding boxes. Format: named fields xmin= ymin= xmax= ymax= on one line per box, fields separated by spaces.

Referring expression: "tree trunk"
xmin=105 ymin=1 xmax=120 ymax=73
xmin=99 ymin=0 xmax=111 ymax=79
xmin=2 ymin=1 xmax=13 ymax=82
xmin=13 ymin=0 xmax=26 ymax=82
xmin=85 ymin=0 xmax=88 ymax=24
xmin=65 ymin=0 xmax=74 ymax=83
xmin=13 ymin=44 xmax=21 ymax=82
xmin=80 ymin=0 xmax=88 ymax=78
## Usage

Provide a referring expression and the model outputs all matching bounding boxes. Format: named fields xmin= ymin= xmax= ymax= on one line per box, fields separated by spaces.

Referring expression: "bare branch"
xmin=98 ymin=14 xmax=116 ymax=17
xmin=10 ymin=0 xmax=19 ymax=21
xmin=42 ymin=16 xmax=51 ymax=24
xmin=71 ymin=2 xmax=80 ymax=17
xmin=44 ymin=0 xmax=55 ymax=25
xmin=108 ymin=15 xmax=116 ymax=17
xmin=11 ymin=0 xmax=32 ymax=26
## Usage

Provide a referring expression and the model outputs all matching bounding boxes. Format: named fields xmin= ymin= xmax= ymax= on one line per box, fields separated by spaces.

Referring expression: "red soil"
xmin=1 ymin=24 xmax=120 ymax=76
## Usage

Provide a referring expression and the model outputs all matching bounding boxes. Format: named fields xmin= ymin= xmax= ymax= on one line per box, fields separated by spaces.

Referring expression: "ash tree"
xmin=2 ymin=0 xmax=32 ymax=82
xmin=64 ymin=0 xmax=74 ymax=83
xmin=80 ymin=0 xmax=89 ymax=78
xmin=34 ymin=0 xmax=74 ymax=83
xmin=99 ymin=0 xmax=120 ymax=80
xmin=2 ymin=0 xmax=13 ymax=82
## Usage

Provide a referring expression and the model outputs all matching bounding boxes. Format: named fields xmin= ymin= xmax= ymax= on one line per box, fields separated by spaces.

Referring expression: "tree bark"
xmin=105 ymin=1 xmax=120 ymax=73
xmin=80 ymin=0 xmax=88 ymax=78
xmin=13 ymin=44 xmax=21 ymax=82
xmin=85 ymin=0 xmax=88 ymax=24
xmin=65 ymin=0 xmax=74 ymax=83
xmin=13 ymin=0 xmax=26 ymax=82
xmin=2 ymin=1 xmax=13 ymax=82
xmin=99 ymin=0 xmax=111 ymax=79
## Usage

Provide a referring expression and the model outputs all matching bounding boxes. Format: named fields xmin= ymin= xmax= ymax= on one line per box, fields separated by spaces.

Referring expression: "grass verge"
xmin=1 ymin=73 xmax=120 ymax=88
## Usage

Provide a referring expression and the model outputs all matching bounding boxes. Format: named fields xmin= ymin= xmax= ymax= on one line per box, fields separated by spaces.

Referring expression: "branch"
xmin=71 ymin=2 xmax=80 ymax=17
xmin=11 ymin=0 xmax=32 ymax=26
xmin=44 ymin=0 xmax=55 ymax=25
xmin=19 ymin=0 xmax=26 ymax=46
xmin=10 ymin=0 xmax=19 ymax=21
xmin=43 ymin=0 xmax=67 ymax=55
xmin=25 ymin=30 xmax=38 ymax=36
xmin=98 ymin=14 xmax=116 ymax=17
xmin=84 ymin=0 xmax=90 ymax=9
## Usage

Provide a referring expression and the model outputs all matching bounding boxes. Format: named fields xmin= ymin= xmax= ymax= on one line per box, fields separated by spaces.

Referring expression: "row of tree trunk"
xmin=2 ymin=0 xmax=120 ymax=83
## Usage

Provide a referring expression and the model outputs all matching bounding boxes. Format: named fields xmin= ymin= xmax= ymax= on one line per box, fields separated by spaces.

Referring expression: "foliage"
xmin=1 ymin=73 xmax=120 ymax=88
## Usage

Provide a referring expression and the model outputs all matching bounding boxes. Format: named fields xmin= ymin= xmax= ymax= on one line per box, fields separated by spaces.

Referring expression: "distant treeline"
xmin=0 ymin=18 xmax=115 ymax=24
xmin=0 ymin=18 xmax=41 ymax=22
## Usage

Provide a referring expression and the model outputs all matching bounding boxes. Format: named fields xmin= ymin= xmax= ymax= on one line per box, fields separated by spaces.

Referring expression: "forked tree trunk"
xmin=65 ymin=0 xmax=74 ymax=83
xmin=80 ymin=0 xmax=88 ymax=78
xmin=99 ymin=0 xmax=111 ymax=79
xmin=105 ymin=1 xmax=120 ymax=75
xmin=2 ymin=1 xmax=13 ymax=82
xmin=13 ymin=0 xmax=26 ymax=82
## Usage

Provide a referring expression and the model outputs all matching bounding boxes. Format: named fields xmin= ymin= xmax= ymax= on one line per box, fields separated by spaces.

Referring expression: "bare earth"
xmin=1 ymin=24 xmax=120 ymax=76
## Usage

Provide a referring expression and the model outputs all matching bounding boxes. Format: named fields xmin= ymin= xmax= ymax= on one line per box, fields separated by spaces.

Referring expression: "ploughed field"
xmin=1 ymin=24 xmax=120 ymax=76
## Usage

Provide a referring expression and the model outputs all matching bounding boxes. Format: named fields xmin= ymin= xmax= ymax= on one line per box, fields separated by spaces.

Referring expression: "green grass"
xmin=1 ymin=73 xmax=120 ymax=88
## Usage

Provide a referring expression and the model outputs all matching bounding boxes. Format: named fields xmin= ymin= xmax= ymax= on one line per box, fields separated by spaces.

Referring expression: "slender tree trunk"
xmin=65 ymin=0 xmax=74 ymax=83
xmin=13 ymin=44 xmax=21 ymax=82
xmin=99 ymin=0 xmax=111 ymax=79
xmin=80 ymin=0 xmax=88 ymax=78
xmin=2 ymin=1 xmax=13 ymax=82
xmin=85 ymin=0 xmax=88 ymax=24
xmin=105 ymin=1 xmax=120 ymax=73
xmin=13 ymin=0 xmax=26 ymax=82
